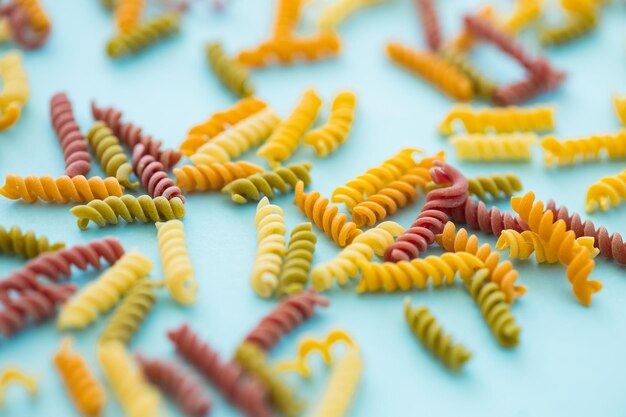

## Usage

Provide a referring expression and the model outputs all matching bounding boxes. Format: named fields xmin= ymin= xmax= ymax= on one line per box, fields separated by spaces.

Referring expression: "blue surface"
xmin=1 ymin=0 xmax=626 ymax=416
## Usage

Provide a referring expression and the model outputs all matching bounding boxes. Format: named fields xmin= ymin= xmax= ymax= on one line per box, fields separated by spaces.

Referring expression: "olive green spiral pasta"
xmin=276 ymin=223 xmax=317 ymax=299
xmin=0 ymin=224 xmax=64 ymax=259
xmin=99 ymin=279 xmax=158 ymax=346
xmin=107 ymin=13 xmax=180 ymax=58
xmin=221 ymin=162 xmax=313 ymax=204
xmin=439 ymin=48 xmax=497 ymax=99
xmin=404 ymin=299 xmax=472 ymax=372
xmin=428 ymin=173 xmax=522 ymax=201
xmin=465 ymin=269 xmax=520 ymax=348
xmin=70 ymin=195 xmax=186 ymax=230
xmin=206 ymin=41 xmax=254 ymax=98
xmin=86 ymin=121 xmax=138 ymax=189
xmin=539 ymin=11 xmax=598 ymax=47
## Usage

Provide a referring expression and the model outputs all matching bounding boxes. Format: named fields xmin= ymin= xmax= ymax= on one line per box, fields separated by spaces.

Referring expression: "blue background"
xmin=1 ymin=0 xmax=626 ymax=416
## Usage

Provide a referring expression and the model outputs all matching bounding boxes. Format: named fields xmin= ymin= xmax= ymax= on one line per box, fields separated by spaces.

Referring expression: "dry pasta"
xmin=14 ymin=0 xmax=50 ymax=32
xmin=317 ymin=0 xmax=386 ymax=31
xmin=586 ymin=169 xmax=626 ymax=213
xmin=451 ymin=134 xmax=537 ymax=161
xmin=107 ymin=13 xmax=180 ymax=58
xmin=276 ymin=222 xmax=317 ymax=298
xmin=206 ymin=41 xmax=254 ymax=97
xmin=540 ymin=131 xmax=626 ymax=166
xmin=86 ymin=122 xmax=138 ymax=189
xmin=428 ymin=173 xmax=523 ymax=201
xmin=438 ymin=49 xmax=497 ymax=99
xmin=0 ymin=368 xmax=37 ymax=406
xmin=0 ymin=224 xmax=64 ymax=258
xmin=497 ymin=229 xmax=599 ymax=263
xmin=115 ymin=0 xmax=145 ymax=33
xmin=0 ymin=51 xmax=29 ymax=131
xmin=304 ymin=91 xmax=356 ymax=157
xmin=251 ymin=197 xmax=286 ymax=298
xmin=272 ymin=0 xmax=303 ymax=38
xmin=614 ymin=96 xmax=626 ymax=126
xmin=539 ymin=11 xmax=598 ymax=47
xmin=156 ymin=219 xmax=197 ymax=305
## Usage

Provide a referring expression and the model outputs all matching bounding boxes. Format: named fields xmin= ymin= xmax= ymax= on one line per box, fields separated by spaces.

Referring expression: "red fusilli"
xmin=50 ymin=92 xmax=91 ymax=177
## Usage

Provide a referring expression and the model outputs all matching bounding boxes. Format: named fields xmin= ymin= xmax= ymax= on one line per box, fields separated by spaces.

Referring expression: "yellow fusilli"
xmin=206 ymin=41 xmax=254 ymax=97
xmin=586 ymin=169 xmax=626 ymax=213
xmin=174 ymin=161 xmax=264 ymax=193
xmin=614 ymin=96 xmax=626 ymax=126
xmin=14 ymin=0 xmax=50 ymax=32
xmin=304 ymin=91 xmax=356 ymax=157
xmin=115 ymin=0 xmax=144 ymax=33
xmin=540 ymin=131 xmax=626 ymax=166
xmin=497 ymin=229 xmax=599 ymax=264
xmin=0 ymin=51 xmax=29 ymax=131
xmin=156 ymin=219 xmax=197 ymax=305
xmin=251 ymin=197 xmax=286 ymax=298
xmin=428 ymin=173 xmax=523 ymax=201
xmin=86 ymin=122 xmax=138 ymax=189
xmin=317 ymin=0 xmax=386 ymax=30
xmin=539 ymin=10 xmax=598 ymax=47
xmin=451 ymin=134 xmax=537 ymax=161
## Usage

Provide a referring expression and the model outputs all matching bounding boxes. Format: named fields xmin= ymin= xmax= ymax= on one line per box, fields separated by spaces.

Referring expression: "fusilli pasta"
xmin=236 ymin=34 xmax=342 ymax=68
xmin=13 ymin=0 xmax=49 ymax=32
xmin=586 ymin=169 xmax=626 ymax=213
xmin=539 ymin=10 xmax=598 ymax=47
xmin=156 ymin=219 xmax=197 ymax=304
xmin=0 ymin=368 xmax=37 ymax=406
xmin=87 ymin=121 xmax=138 ymax=189
xmin=304 ymin=90 xmax=356 ymax=157
xmin=207 ymin=41 xmax=254 ymax=97
xmin=540 ymin=131 xmax=626 ymax=166
xmin=115 ymin=0 xmax=144 ymax=33
xmin=496 ymin=229 xmax=599 ymax=263
xmin=451 ymin=134 xmax=537 ymax=161
xmin=175 ymin=161 xmax=263 ymax=193
xmin=428 ymin=173 xmax=523 ymax=201
xmin=107 ymin=13 xmax=180 ymax=58
xmin=0 ymin=224 xmax=64 ymax=258
xmin=251 ymin=197 xmax=286 ymax=298
xmin=439 ymin=48 xmax=497 ymax=99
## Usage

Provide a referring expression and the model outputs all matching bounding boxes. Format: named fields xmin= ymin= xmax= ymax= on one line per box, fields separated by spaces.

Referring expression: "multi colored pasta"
xmin=13 ymin=0 xmax=49 ymax=32
xmin=451 ymin=134 xmax=537 ymax=161
xmin=428 ymin=173 xmax=523 ymax=201
xmin=107 ymin=13 xmax=180 ymax=58
xmin=174 ymin=161 xmax=263 ymax=193
xmin=0 ymin=224 xmax=64 ymax=259
xmin=304 ymin=90 xmax=356 ymax=157
xmin=276 ymin=222 xmax=317 ymax=298
xmin=206 ymin=41 xmax=254 ymax=97
xmin=86 ymin=121 xmax=138 ymax=189
xmin=614 ymin=96 xmax=626 ymax=126
xmin=585 ymin=170 xmax=626 ymax=213
xmin=156 ymin=219 xmax=197 ymax=305
xmin=132 ymin=144 xmax=185 ymax=201
xmin=115 ymin=0 xmax=145 ymax=33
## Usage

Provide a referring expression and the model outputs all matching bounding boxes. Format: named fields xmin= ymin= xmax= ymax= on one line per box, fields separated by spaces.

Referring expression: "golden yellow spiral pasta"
xmin=107 ymin=13 xmax=180 ymax=58
xmin=251 ymin=197 xmax=287 ymax=298
xmin=174 ymin=161 xmax=263 ymax=193
xmin=317 ymin=0 xmax=386 ymax=31
xmin=0 ymin=224 xmax=64 ymax=258
xmin=54 ymin=338 xmax=106 ymax=417
xmin=236 ymin=34 xmax=342 ymax=68
xmin=294 ymin=181 xmax=362 ymax=247
xmin=98 ymin=341 xmax=162 ymax=417
xmin=156 ymin=219 xmax=197 ymax=305
xmin=0 ymin=368 xmax=37 ymax=406
xmin=272 ymin=0 xmax=303 ymax=38
xmin=561 ymin=0 xmax=598 ymax=15
xmin=304 ymin=91 xmax=356 ymax=157
xmin=438 ymin=104 xmax=555 ymax=135
xmin=57 ymin=251 xmax=153 ymax=330
xmin=386 ymin=42 xmax=473 ymax=101
xmin=500 ymin=0 xmax=543 ymax=33
xmin=221 ymin=162 xmax=312 ymax=204
xmin=466 ymin=269 xmax=520 ymax=348
xmin=257 ymin=89 xmax=322 ymax=167
xmin=0 ymin=174 xmax=124 ymax=204
xmin=190 ymin=107 xmax=280 ymax=165
xmin=0 ymin=51 xmax=29 ymax=132
xmin=331 ymin=148 xmax=421 ymax=210
xmin=115 ymin=0 xmax=144 ymax=33
xmin=540 ymin=131 xmax=626 ymax=166
xmin=14 ymin=0 xmax=50 ymax=32
xmin=539 ymin=10 xmax=598 ymax=47
xmin=276 ymin=222 xmax=317 ymax=298
xmin=428 ymin=173 xmax=523 ymax=201
xmin=206 ymin=41 xmax=254 ymax=98
xmin=71 ymin=195 xmax=185 ymax=230
xmin=497 ymin=229 xmax=599 ymax=264
xmin=586 ymin=169 xmax=626 ymax=213
xmin=404 ymin=299 xmax=471 ymax=372
xmin=451 ymin=133 xmax=537 ymax=161
xmin=511 ymin=191 xmax=602 ymax=306
xmin=445 ymin=6 xmax=494 ymax=52
xmin=614 ymin=96 xmax=626 ymax=126
xmin=86 ymin=121 xmax=138 ymax=189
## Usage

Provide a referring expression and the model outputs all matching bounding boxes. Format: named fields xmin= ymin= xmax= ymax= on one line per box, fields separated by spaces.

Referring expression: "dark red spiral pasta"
xmin=132 ymin=144 xmax=185 ymax=201
xmin=50 ymin=93 xmax=91 ymax=177
xmin=383 ymin=161 xmax=467 ymax=262
xmin=136 ymin=354 xmax=212 ymax=417
xmin=244 ymin=289 xmax=329 ymax=352
xmin=545 ymin=200 xmax=626 ymax=265
xmin=493 ymin=72 xmax=566 ymax=106
xmin=0 ymin=3 xmax=50 ymax=50
xmin=448 ymin=197 xmax=528 ymax=237
xmin=0 ymin=237 xmax=124 ymax=295
xmin=91 ymin=101 xmax=182 ymax=170
xmin=415 ymin=0 xmax=441 ymax=51
xmin=168 ymin=324 xmax=273 ymax=417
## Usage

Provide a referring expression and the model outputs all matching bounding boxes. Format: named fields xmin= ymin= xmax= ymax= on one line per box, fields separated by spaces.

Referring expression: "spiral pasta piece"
xmin=386 ymin=42 xmax=473 ymax=101
xmin=585 ymin=169 xmax=626 ymax=213
xmin=539 ymin=11 xmax=598 ymax=47
xmin=404 ymin=299 xmax=471 ymax=372
xmin=451 ymin=134 xmax=537 ymax=161
xmin=98 ymin=341 xmax=162 ymax=417
xmin=276 ymin=223 xmax=317 ymax=298
xmin=0 ymin=51 xmax=29 ymax=131
xmin=0 ymin=174 xmax=124 ymax=204
xmin=251 ymin=197 xmax=286 ymax=298
xmin=180 ymin=98 xmax=267 ymax=156
xmin=0 ymin=225 xmax=64 ymax=258
xmin=54 ymin=338 xmax=106 ymax=417
xmin=132 ymin=144 xmax=184 ymax=201
xmin=107 ymin=13 xmax=180 ymax=58
xmin=0 ymin=368 xmax=37 ymax=406
xmin=99 ymin=279 xmax=157 ymax=346
xmin=561 ymin=0 xmax=598 ymax=14
xmin=115 ymin=0 xmax=145 ymax=33
xmin=50 ymin=92 xmax=92 ymax=177
xmin=439 ymin=48 xmax=497 ymax=99
xmin=332 ymin=148 xmax=421 ymax=210
xmin=222 ymin=162 xmax=312 ymax=204
xmin=87 ymin=121 xmax=138 ymax=189
xmin=272 ymin=0 xmax=303 ymax=38
xmin=257 ymin=89 xmax=322 ymax=168
xmin=429 ymin=173 xmax=523 ymax=201
xmin=511 ymin=192 xmax=601 ymax=306
xmin=235 ymin=342 xmax=302 ymax=417
xmin=174 ymin=161 xmax=262 ymax=193
xmin=501 ymin=0 xmax=543 ymax=34
xmin=466 ymin=269 xmax=520 ymax=347
xmin=3 ymin=2 xmax=50 ymax=50
xmin=445 ymin=5 xmax=493 ymax=52
xmin=493 ymin=72 xmax=566 ymax=106
xmin=317 ymin=0 xmax=385 ymax=31
xmin=294 ymin=181 xmax=362 ymax=247
xmin=304 ymin=91 xmax=356 ymax=157
xmin=13 ymin=0 xmax=49 ymax=32
xmin=540 ymin=131 xmax=626 ymax=167
xmin=614 ymin=96 xmax=626 ymax=126
xmin=415 ymin=0 xmax=441 ymax=51
xmin=438 ymin=104 xmax=555 ymax=135
xmin=156 ymin=220 xmax=197 ymax=305
xmin=206 ymin=41 xmax=254 ymax=97
xmin=57 ymin=251 xmax=152 ymax=330
xmin=496 ymin=229 xmax=599 ymax=264
xmin=191 ymin=107 xmax=280 ymax=165
xmin=236 ymin=34 xmax=342 ymax=68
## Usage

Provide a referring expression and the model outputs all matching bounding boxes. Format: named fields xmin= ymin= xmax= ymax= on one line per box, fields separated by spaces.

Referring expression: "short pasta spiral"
xmin=466 ymin=269 xmax=520 ymax=348
xmin=206 ymin=41 xmax=254 ymax=97
xmin=13 ymin=0 xmax=49 ymax=32
xmin=133 ymin=144 xmax=185 ymax=201
xmin=50 ymin=92 xmax=92 ymax=177
xmin=317 ymin=0 xmax=385 ymax=31
xmin=438 ymin=104 xmax=555 ymax=135
xmin=386 ymin=42 xmax=473 ymax=101
xmin=539 ymin=11 xmax=598 ymax=47
xmin=430 ymin=173 xmax=522 ymax=201
xmin=0 ymin=224 xmax=64 ymax=259
xmin=540 ymin=132 xmax=626 ymax=167
xmin=115 ymin=0 xmax=145 ymax=33
xmin=107 ymin=13 xmax=180 ymax=58
xmin=448 ymin=195 xmax=527 ymax=238
xmin=54 ymin=338 xmax=106 ymax=417
xmin=614 ymin=96 xmax=626 ymax=126
xmin=311 ymin=221 xmax=403 ymax=292
xmin=257 ymin=89 xmax=322 ymax=168
xmin=190 ymin=107 xmax=280 ymax=165
xmin=57 ymin=251 xmax=153 ymax=330
xmin=272 ymin=0 xmax=303 ymax=38
xmin=174 ymin=161 xmax=263 ymax=193
xmin=294 ymin=181 xmax=362 ymax=247
xmin=87 ymin=121 xmax=138 ymax=189
xmin=222 ymin=162 xmax=312 ymax=204
xmin=156 ymin=219 xmax=197 ymax=305
xmin=0 ymin=51 xmax=29 ymax=131
xmin=0 ymin=368 xmax=37 ymax=405
xmin=0 ymin=174 xmax=124 ymax=204
xmin=304 ymin=90 xmax=356 ymax=157
xmin=415 ymin=0 xmax=441 ymax=51
xmin=496 ymin=229 xmax=599 ymax=264
xmin=404 ymin=300 xmax=472 ymax=372
xmin=451 ymin=133 xmax=537 ymax=161
xmin=586 ymin=169 xmax=626 ymax=213
xmin=276 ymin=223 xmax=317 ymax=299
xmin=439 ymin=48 xmax=497 ymax=99
xmin=3 ymin=3 xmax=50 ymax=50
xmin=236 ymin=34 xmax=341 ymax=68
xmin=251 ymin=197 xmax=287 ymax=298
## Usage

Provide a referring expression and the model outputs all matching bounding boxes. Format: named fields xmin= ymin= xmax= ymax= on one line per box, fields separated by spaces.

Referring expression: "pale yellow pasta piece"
xmin=451 ymin=134 xmax=537 ymax=161
xmin=0 ymin=51 xmax=29 ymax=131
xmin=614 ymin=96 xmax=626 ymax=126
xmin=497 ymin=229 xmax=599 ymax=263
xmin=156 ymin=220 xmax=197 ymax=304
xmin=0 ymin=368 xmax=37 ymax=406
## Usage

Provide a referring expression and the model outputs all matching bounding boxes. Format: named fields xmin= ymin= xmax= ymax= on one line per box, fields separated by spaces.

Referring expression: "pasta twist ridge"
xmin=115 ymin=0 xmax=145 ymax=33
xmin=614 ymin=96 xmax=626 ymax=126
xmin=439 ymin=48 xmax=497 ymax=99
xmin=156 ymin=219 xmax=197 ymax=304
xmin=0 ymin=51 xmax=29 ymax=131
xmin=0 ymin=368 xmax=37 ymax=406
xmin=404 ymin=300 xmax=471 ymax=372
xmin=222 ymin=162 xmax=312 ymax=204
xmin=87 ymin=121 xmax=138 ymax=189
xmin=175 ymin=161 xmax=263 ymax=193
xmin=416 ymin=0 xmax=442 ymax=51
xmin=304 ymin=90 xmax=357 ymax=157
xmin=14 ymin=0 xmax=50 ymax=32
xmin=429 ymin=173 xmax=522 ymax=201
xmin=236 ymin=34 xmax=341 ymax=68
xmin=294 ymin=181 xmax=362 ymax=247
xmin=132 ymin=144 xmax=184 ymax=201
xmin=496 ymin=229 xmax=599 ymax=264
xmin=107 ymin=13 xmax=180 ymax=58
xmin=272 ymin=0 xmax=303 ymax=38
xmin=586 ymin=169 xmax=626 ymax=213
xmin=276 ymin=222 xmax=317 ymax=299
xmin=0 ymin=224 xmax=64 ymax=258
xmin=452 ymin=133 xmax=537 ymax=161
xmin=257 ymin=89 xmax=322 ymax=168
xmin=207 ymin=41 xmax=254 ymax=97
xmin=539 ymin=11 xmax=598 ymax=47
xmin=540 ymin=131 xmax=626 ymax=166
xmin=50 ymin=92 xmax=92 ymax=177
